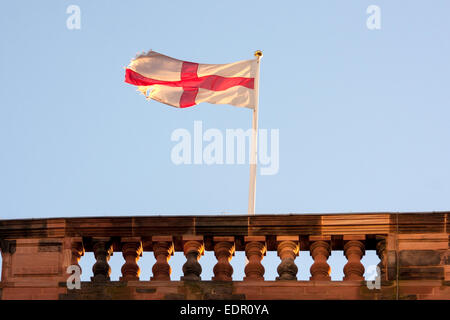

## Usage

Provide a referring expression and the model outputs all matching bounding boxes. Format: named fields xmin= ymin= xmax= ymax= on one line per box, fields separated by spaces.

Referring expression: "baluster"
xmin=181 ymin=236 xmax=204 ymax=281
xmin=71 ymin=237 xmax=84 ymax=274
xmin=212 ymin=237 xmax=235 ymax=281
xmin=0 ymin=240 xmax=15 ymax=283
xmin=91 ymin=238 xmax=113 ymax=282
xmin=376 ymin=237 xmax=387 ymax=281
xmin=276 ymin=236 xmax=299 ymax=280
xmin=151 ymin=236 xmax=174 ymax=281
xmin=309 ymin=236 xmax=331 ymax=281
xmin=343 ymin=236 xmax=365 ymax=281
xmin=244 ymin=236 xmax=266 ymax=281
xmin=120 ymin=237 xmax=142 ymax=281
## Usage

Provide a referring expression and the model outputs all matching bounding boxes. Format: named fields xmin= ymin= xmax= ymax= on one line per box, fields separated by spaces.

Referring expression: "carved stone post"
xmin=376 ymin=237 xmax=387 ymax=281
xmin=0 ymin=239 xmax=16 ymax=283
xmin=120 ymin=237 xmax=142 ymax=281
xmin=151 ymin=236 xmax=174 ymax=281
xmin=343 ymin=236 xmax=365 ymax=281
xmin=91 ymin=238 xmax=113 ymax=282
xmin=181 ymin=236 xmax=204 ymax=281
xmin=244 ymin=236 xmax=266 ymax=281
xmin=71 ymin=237 xmax=85 ymax=274
xmin=276 ymin=236 xmax=299 ymax=280
xmin=309 ymin=236 xmax=331 ymax=281
xmin=212 ymin=237 xmax=235 ymax=281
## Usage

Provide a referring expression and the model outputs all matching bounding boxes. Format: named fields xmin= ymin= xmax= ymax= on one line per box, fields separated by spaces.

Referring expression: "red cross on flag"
xmin=124 ymin=50 xmax=258 ymax=109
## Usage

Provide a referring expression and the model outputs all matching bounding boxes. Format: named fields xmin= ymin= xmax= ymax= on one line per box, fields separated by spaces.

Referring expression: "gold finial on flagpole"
xmin=254 ymin=50 xmax=263 ymax=60
xmin=254 ymin=50 xmax=263 ymax=57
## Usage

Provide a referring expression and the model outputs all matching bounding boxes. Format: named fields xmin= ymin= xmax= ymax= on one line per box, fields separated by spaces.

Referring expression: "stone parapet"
xmin=0 ymin=212 xmax=448 ymax=300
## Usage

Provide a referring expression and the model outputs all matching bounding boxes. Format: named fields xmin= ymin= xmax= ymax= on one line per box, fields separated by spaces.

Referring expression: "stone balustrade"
xmin=0 ymin=212 xmax=448 ymax=300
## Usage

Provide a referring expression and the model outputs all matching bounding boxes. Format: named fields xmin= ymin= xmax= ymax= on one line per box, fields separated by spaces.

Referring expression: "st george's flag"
xmin=125 ymin=50 xmax=257 ymax=109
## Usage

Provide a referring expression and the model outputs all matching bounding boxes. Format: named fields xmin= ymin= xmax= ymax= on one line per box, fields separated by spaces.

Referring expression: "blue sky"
xmin=1 ymin=1 xmax=449 ymax=280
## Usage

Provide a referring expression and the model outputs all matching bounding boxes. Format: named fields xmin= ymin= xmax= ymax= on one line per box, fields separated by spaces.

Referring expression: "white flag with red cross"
xmin=124 ymin=50 xmax=258 ymax=109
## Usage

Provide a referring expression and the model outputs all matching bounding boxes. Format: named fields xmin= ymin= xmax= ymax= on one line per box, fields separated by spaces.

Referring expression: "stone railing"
xmin=0 ymin=212 xmax=448 ymax=300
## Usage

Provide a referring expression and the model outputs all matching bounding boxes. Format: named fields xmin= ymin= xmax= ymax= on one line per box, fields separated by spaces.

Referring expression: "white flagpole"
xmin=248 ymin=50 xmax=262 ymax=215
